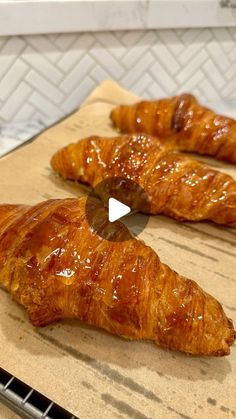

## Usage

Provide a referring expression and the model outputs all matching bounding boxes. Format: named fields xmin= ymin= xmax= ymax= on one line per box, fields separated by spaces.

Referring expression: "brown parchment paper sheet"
xmin=0 ymin=80 xmax=235 ymax=419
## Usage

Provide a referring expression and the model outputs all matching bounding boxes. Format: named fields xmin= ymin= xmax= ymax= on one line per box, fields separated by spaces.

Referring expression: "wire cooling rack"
xmin=0 ymin=367 xmax=78 ymax=419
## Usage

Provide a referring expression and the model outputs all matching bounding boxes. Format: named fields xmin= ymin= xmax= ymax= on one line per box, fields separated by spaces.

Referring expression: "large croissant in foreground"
xmin=51 ymin=134 xmax=236 ymax=226
xmin=0 ymin=197 xmax=235 ymax=355
xmin=111 ymin=94 xmax=236 ymax=163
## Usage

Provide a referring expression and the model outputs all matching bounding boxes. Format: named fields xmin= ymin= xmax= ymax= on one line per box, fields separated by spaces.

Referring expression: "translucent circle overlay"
xmin=85 ymin=177 xmax=150 ymax=242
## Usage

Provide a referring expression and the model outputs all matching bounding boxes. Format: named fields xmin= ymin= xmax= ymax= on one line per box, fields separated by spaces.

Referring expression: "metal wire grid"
xmin=0 ymin=367 xmax=78 ymax=419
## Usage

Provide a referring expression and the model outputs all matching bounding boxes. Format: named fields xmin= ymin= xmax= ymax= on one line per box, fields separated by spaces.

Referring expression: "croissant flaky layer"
xmin=0 ymin=197 xmax=235 ymax=356
xmin=51 ymin=134 xmax=236 ymax=226
xmin=110 ymin=94 xmax=236 ymax=163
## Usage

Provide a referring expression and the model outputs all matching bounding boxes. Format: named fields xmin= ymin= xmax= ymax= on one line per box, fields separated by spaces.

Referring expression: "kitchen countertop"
xmin=0 ymin=120 xmax=47 ymax=157
xmin=0 ymin=0 xmax=236 ymax=36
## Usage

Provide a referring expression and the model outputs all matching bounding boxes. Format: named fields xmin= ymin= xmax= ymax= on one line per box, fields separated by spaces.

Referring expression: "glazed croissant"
xmin=110 ymin=94 xmax=236 ymax=163
xmin=51 ymin=134 xmax=236 ymax=226
xmin=0 ymin=197 xmax=235 ymax=356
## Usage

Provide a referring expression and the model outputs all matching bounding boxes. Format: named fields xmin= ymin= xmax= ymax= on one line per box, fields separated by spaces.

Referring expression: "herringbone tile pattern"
xmin=0 ymin=28 xmax=236 ymax=125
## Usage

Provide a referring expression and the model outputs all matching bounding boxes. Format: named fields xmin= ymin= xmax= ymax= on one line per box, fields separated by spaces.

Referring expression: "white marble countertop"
xmin=0 ymin=120 xmax=46 ymax=157
xmin=0 ymin=0 xmax=236 ymax=36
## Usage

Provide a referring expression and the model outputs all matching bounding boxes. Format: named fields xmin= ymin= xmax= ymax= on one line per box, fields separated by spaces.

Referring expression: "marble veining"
xmin=0 ymin=1 xmax=235 ymax=37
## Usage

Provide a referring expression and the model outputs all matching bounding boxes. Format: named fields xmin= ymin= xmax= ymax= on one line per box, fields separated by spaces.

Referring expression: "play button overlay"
xmin=85 ymin=177 xmax=150 ymax=242
xmin=108 ymin=197 xmax=131 ymax=222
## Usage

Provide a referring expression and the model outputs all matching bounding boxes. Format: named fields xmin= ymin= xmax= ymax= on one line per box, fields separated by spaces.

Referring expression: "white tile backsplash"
xmin=0 ymin=28 xmax=236 ymax=129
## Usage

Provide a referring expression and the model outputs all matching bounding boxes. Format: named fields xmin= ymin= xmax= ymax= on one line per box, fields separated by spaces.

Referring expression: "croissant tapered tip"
xmin=216 ymin=317 xmax=235 ymax=356
xmin=215 ymin=323 xmax=236 ymax=356
xmin=110 ymin=106 xmax=121 ymax=127
xmin=51 ymin=147 xmax=70 ymax=179
xmin=226 ymin=317 xmax=236 ymax=347
xmin=207 ymin=314 xmax=236 ymax=356
xmin=50 ymin=152 xmax=58 ymax=172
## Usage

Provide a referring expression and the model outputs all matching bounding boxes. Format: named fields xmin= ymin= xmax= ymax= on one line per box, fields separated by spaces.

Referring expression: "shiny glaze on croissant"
xmin=0 ymin=198 xmax=235 ymax=356
xmin=51 ymin=134 xmax=236 ymax=226
xmin=110 ymin=94 xmax=236 ymax=163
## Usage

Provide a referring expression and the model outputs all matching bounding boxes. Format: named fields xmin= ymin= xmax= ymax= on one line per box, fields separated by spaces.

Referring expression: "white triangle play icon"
xmin=108 ymin=197 xmax=131 ymax=222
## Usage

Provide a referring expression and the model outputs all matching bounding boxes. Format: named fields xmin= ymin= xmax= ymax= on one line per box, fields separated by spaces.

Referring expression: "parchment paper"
xmin=0 ymin=80 xmax=235 ymax=419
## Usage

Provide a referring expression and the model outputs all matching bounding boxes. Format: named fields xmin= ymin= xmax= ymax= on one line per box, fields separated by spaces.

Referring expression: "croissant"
xmin=51 ymin=134 xmax=236 ymax=226
xmin=110 ymin=94 xmax=236 ymax=163
xmin=0 ymin=197 xmax=235 ymax=356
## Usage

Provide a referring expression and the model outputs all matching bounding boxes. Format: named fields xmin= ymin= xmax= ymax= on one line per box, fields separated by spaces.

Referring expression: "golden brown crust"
xmin=0 ymin=197 xmax=235 ymax=355
xmin=51 ymin=134 xmax=236 ymax=226
xmin=110 ymin=94 xmax=236 ymax=163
